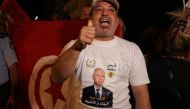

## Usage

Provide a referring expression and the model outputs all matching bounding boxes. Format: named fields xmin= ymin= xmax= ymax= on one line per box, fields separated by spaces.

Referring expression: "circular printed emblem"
xmin=108 ymin=72 xmax=115 ymax=78
xmin=86 ymin=58 xmax=96 ymax=68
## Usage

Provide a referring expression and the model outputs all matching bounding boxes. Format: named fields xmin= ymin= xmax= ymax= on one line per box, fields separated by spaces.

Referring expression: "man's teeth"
xmin=100 ymin=18 xmax=109 ymax=23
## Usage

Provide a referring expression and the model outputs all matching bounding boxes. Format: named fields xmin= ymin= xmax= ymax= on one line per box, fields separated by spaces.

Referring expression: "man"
xmin=0 ymin=11 xmax=19 ymax=109
xmin=81 ymin=68 xmax=113 ymax=108
xmin=52 ymin=0 xmax=151 ymax=108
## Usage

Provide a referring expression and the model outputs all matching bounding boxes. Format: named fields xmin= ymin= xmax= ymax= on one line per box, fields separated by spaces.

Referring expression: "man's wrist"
xmin=73 ymin=39 xmax=86 ymax=51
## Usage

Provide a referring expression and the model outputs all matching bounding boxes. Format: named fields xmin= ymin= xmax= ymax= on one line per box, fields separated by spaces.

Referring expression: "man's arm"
xmin=51 ymin=40 xmax=84 ymax=83
xmin=51 ymin=20 xmax=95 ymax=83
xmin=131 ymin=84 xmax=151 ymax=109
xmin=8 ymin=63 xmax=19 ymax=108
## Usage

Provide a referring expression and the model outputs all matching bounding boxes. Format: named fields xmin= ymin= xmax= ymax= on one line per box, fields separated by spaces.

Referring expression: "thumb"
xmin=88 ymin=20 xmax=93 ymax=27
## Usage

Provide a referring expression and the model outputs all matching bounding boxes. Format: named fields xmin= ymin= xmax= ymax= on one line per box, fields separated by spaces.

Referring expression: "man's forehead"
xmin=94 ymin=1 xmax=117 ymax=10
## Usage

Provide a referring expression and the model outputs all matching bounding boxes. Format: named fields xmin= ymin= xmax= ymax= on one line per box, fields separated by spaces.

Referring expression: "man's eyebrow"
xmin=94 ymin=5 xmax=116 ymax=9
xmin=94 ymin=4 xmax=116 ymax=10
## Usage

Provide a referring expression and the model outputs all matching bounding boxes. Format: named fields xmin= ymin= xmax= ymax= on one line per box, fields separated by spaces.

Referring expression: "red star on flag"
xmin=45 ymin=77 xmax=66 ymax=107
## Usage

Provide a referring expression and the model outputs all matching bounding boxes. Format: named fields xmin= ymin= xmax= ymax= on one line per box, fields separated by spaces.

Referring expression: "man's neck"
xmin=95 ymin=36 xmax=114 ymax=41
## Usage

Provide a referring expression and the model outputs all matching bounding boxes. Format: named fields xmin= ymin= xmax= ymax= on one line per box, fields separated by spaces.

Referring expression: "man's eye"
xmin=109 ymin=7 xmax=116 ymax=12
xmin=95 ymin=7 xmax=102 ymax=11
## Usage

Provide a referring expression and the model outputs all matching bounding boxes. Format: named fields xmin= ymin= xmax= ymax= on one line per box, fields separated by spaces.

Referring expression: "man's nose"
xmin=102 ymin=9 xmax=108 ymax=16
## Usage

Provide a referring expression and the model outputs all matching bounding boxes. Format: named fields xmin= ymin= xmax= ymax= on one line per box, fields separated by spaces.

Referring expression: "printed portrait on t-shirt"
xmin=81 ymin=67 xmax=113 ymax=108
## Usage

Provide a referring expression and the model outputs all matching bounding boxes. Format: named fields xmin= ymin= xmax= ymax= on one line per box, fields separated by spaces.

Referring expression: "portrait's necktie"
xmin=96 ymin=89 xmax=100 ymax=97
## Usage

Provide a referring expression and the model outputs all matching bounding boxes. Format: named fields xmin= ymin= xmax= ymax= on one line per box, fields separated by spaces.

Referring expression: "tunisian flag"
xmin=11 ymin=20 xmax=88 ymax=109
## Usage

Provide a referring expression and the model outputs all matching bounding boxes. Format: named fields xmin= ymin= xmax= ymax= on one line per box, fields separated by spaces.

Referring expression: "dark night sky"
xmin=15 ymin=0 xmax=183 ymax=30
xmin=15 ymin=0 xmax=183 ymax=21
xmin=15 ymin=0 xmax=184 ymax=51
xmin=117 ymin=0 xmax=183 ymax=41
xmin=1 ymin=0 xmax=185 ymax=51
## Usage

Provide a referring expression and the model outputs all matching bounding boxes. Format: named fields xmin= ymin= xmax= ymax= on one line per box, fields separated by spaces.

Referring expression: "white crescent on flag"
xmin=29 ymin=50 xmax=84 ymax=109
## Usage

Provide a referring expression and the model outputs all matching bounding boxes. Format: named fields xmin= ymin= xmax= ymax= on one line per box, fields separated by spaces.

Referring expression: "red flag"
xmin=11 ymin=20 xmax=87 ymax=109
xmin=0 ymin=0 xmax=31 ymax=23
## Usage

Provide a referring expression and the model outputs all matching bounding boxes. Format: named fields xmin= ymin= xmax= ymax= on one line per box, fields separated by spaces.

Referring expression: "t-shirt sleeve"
xmin=129 ymin=44 xmax=150 ymax=86
xmin=3 ymin=37 xmax=18 ymax=66
xmin=59 ymin=39 xmax=77 ymax=55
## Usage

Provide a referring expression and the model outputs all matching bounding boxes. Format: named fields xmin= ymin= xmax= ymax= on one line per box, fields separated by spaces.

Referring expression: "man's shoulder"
xmin=116 ymin=36 xmax=133 ymax=44
xmin=102 ymin=87 xmax=112 ymax=93
xmin=83 ymin=85 xmax=94 ymax=90
xmin=116 ymin=37 xmax=139 ymax=48
xmin=0 ymin=35 xmax=10 ymax=45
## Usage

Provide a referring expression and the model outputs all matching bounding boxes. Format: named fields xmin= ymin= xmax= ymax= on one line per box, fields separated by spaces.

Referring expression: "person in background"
xmin=115 ymin=17 xmax=126 ymax=38
xmin=0 ymin=11 xmax=19 ymax=109
xmin=63 ymin=0 xmax=93 ymax=19
xmin=40 ymin=0 xmax=70 ymax=20
xmin=51 ymin=0 xmax=151 ymax=109
xmin=165 ymin=9 xmax=190 ymax=61
xmin=146 ymin=1 xmax=190 ymax=108
xmin=80 ymin=5 xmax=91 ymax=20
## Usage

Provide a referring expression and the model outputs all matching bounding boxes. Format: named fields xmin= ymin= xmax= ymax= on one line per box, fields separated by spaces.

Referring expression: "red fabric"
xmin=0 ymin=0 xmax=31 ymax=23
xmin=115 ymin=24 xmax=123 ymax=38
xmin=11 ymin=20 xmax=87 ymax=108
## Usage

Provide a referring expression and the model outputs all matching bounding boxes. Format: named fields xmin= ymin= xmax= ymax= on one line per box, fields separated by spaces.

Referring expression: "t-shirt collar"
xmin=92 ymin=36 xmax=118 ymax=47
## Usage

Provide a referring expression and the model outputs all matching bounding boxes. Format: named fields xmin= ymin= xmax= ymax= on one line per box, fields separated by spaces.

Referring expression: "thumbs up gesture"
xmin=79 ymin=20 xmax=95 ymax=47
xmin=88 ymin=20 xmax=93 ymax=27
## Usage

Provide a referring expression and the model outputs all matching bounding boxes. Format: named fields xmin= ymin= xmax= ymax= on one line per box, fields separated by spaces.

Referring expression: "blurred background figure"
xmin=39 ymin=0 xmax=92 ymax=20
xmin=79 ymin=5 xmax=91 ymax=20
xmin=166 ymin=7 xmax=190 ymax=61
xmin=116 ymin=17 xmax=126 ymax=38
xmin=146 ymin=1 xmax=190 ymax=109
xmin=40 ymin=0 xmax=70 ymax=20
xmin=63 ymin=0 xmax=92 ymax=19
xmin=0 ymin=10 xmax=19 ymax=109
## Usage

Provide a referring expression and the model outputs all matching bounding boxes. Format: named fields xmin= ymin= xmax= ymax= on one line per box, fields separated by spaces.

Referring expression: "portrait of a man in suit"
xmin=81 ymin=68 xmax=113 ymax=108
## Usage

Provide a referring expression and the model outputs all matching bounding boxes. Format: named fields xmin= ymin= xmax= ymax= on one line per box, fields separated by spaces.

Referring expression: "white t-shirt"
xmin=76 ymin=36 xmax=150 ymax=109
xmin=0 ymin=37 xmax=18 ymax=85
